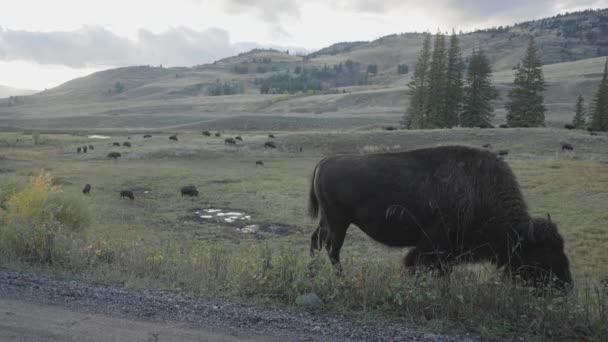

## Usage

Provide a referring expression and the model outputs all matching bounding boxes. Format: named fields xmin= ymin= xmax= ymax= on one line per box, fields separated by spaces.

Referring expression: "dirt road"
xmin=0 ymin=269 xmax=478 ymax=342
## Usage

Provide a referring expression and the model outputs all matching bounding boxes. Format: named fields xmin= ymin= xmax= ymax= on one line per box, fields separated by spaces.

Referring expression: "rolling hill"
xmin=0 ymin=9 xmax=607 ymax=131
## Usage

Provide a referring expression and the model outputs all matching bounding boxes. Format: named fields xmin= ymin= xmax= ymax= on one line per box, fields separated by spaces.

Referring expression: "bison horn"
xmin=547 ymin=213 xmax=552 ymax=222
xmin=527 ymin=221 xmax=535 ymax=241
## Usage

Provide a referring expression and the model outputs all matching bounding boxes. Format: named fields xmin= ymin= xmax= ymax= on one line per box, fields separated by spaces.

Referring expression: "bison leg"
xmin=311 ymin=212 xmax=349 ymax=273
xmin=309 ymin=226 xmax=328 ymax=256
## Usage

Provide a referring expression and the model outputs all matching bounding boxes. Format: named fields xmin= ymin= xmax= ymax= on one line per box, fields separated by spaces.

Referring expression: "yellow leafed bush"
xmin=6 ymin=172 xmax=55 ymax=222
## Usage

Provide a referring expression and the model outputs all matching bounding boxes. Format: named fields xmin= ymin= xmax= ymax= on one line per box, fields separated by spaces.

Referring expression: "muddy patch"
xmin=207 ymin=179 xmax=241 ymax=185
xmin=188 ymin=207 xmax=299 ymax=238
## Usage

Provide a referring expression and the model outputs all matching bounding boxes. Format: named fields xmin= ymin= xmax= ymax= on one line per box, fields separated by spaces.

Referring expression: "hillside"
xmin=0 ymin=9 xmax=607 ymax=131
xmin=0 ymin=85 xmax=38 ymax=99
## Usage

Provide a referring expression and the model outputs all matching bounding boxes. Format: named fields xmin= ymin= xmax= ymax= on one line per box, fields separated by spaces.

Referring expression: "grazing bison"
xmin=83 ymin=146 xmax=88 ymax=153
xmin=113 ymin=142 xmax=121 ymax=146
xmin=482 ymin=143 xmax=492 ymax=149
xmin=564 ymin=124 xmax=575 ymax=130
xmin=235 ymin=136 xmax=243 ymax=141
xmin=123 ymin=141 xmax=131 ymax=147
xmin=120 ymin=190 xmax=134 ymax=200
xmin=308 ymin=146 xmax=572 ymax=289
xmin=107 ymin=152 xmax=121 ymax=159
xmin=169 ymin=135 xmax=178 ymax=141
xmin=499 ymin=124 xmax=509 ymax=129
xmin=88 ymin=144 xmax=94 ymax=150
xmin=82 ymin=184 xmax=91 ymax=195
xmin=256 ymin=160 xmax=264 ymax=166
xmin=498 ymin=150 xmax=509 ymax=156
xmin=77 ymin=147 xmax=81 ymax=153
xmin=264 ymin=141 xmax=276 ymax=149
xmin=224 ymin=137 xmax=236 ymax=145
xmin=180 ymin=185 xmax=199 ymax=197
xmin=561 ymin=143 xmax=574 ymax=151
xmin=383 ymin=126 xmax=396 ymax=131
xmin=143 ymin=134 xmax=152 ymax=138
xmin=268 ymin=134 xmax=275 ymax=138
xmin=215 ymin=132 xmax=221 ymax=137
xmin=202 ymin=131 xmax=211 ymax=137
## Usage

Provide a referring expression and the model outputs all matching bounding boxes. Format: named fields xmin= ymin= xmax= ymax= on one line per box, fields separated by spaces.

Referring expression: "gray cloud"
xmin=0 ymin=26 xmax=288 ymax=68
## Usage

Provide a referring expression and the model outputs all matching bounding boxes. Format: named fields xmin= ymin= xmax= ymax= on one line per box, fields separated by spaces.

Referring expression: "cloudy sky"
xmin=0 ymin=0 xmax=605 ymax=90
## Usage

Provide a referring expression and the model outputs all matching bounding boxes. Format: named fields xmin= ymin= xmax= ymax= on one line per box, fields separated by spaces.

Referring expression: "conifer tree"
xmin=590 ymin=58 xmax=608 ymax=131
xmin=572 ymin=94 xmax=586 ymax=129
xmin=404 ymin=33 xmax=432 ymax=129
xmin=426 ymin=31 xmax=447 ymax=127
xmin=506 ymin=37 xmax=547 ymax=127
xmin=461 ymin=48 xmax=497 ymax=127
xmin=443 ymin=29 xmax=464 ymax=128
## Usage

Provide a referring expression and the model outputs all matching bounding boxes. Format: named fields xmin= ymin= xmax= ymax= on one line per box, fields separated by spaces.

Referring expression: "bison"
xmin=83 ymin=146 xmax=88 ymax=153
xmin=264 ymin=141 xmax=276 ymax=149
xmin=224 ymin=137 xmax=236 ymax=145
xmin=202 ymin=131 xmax=211 ymax=137
xmin=82 ymin=184 xmax=91 ymax=195
xmin=180 ymin=185 xmax=199 ymax=197
xmin=499 ymin=124 xmax=509 ymax=128
xmin=123 ymin=141 xmax=131 ymax=147
xmin=564 ymin=124 xmax=575 ymax=130
xmin=169 ymin=135 xmax=178 ymax=141
xmin=143 ymin=134 xmax=152 ymax=138
xmin=256 ymin=160 xmax=264 ymax=166
xmin=107 ymin=152 xmax=121 ymax=159
xmin=482 ymin=143 xmax=492 ymax=149
xmin=88 ymin=144 xmax=94 ymax=150
xmin=498 ymin=150 xmax=509 ymax=156
xmin=113 ymin=142 xmax=121 ymax=146
xmin=268 ymin=133 xmax=275 ymax=138
xmin=120 ymin=190 xmax=134 ymax=200
xmin=561 ymin=143 xmax=574 ymax=151
xmin=308 ymin=146 xmax=572 ymax=289
xmin=215 ymin=132 xmax=221 ymax=137
xmin=77 ymin=147 xmax=82 ymax=153
xmin=235 ymin=136 xmax=243 ymax=141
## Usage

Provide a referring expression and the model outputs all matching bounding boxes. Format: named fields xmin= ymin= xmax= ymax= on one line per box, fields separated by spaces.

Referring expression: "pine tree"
xmin=506 ymin=37 xmax=547 ymax=127
xmin=426 ymin=31 xmax=447 ymax=127
xmin=461 ymin=48 xmax=497 ymax=127
xmin=404 ymin=33 xmax=432 ymax=129
xmin=590 ymin=58 xmax=608 ymax=131
xmin=443 ymin=29 xmax=464 ymax=128
xmin=572 ymin=94 xmax=586 ymax=129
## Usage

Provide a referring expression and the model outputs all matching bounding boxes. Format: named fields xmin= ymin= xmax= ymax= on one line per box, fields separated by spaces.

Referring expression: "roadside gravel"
xmin=0 ymin=269 xmax=479 ymax=341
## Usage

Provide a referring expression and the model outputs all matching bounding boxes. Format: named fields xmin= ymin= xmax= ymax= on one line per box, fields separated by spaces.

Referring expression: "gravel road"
xmin=0 ymin=269 xmax=479 ymax=341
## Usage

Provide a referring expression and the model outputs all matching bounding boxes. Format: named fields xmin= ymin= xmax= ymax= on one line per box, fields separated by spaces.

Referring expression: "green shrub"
xmin=44 ymin=192 xmax=91 ymax=234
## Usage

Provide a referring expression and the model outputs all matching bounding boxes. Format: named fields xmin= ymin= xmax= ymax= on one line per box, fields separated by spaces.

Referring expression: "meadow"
xmin=1 ymin=128 xmax=607 ymax=341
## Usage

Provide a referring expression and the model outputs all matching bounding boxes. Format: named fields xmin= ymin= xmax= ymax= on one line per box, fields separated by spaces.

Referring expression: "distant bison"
xmin=498 ymin=150 xmax=509 ymax=156
xmin=107 ymin=152 xmax=121 ymax=159
xmin=215 ymin=132 xmax=221 ymax=137
xmin=561 ymin=143 xmax=574 ymax=151
xmin=383 ymin=126 xmax=396 ymax=131
xmin=235 ymin=136 xmax=243 ymax=141
xmin=180 ymin=185 xmax=199 ymax=197
xmin=169 ymin=135 xmax=178 ymax=141
xmin=477 ymin=123 xmax=494 ymax=129
xmin=88 ymin=144 xmax=94 ymax=150
xmin=308 ymin=146 xmax=572 ymax=289
xmin=224 ymin=137 xmax=236 ymax=145
xmin=256 ymin=160 xmax=264 ymax=166
xmin=113 ymin=142 xmax=121 ymax=146
xmin=120 ymin=190 xmax=134 ymax=200
xmin=83 ymin=146 xmax=88 ymax=153
xmin=268 ymin=134 xmax=275 ymax=138
xmin=264 ymin=141 xmax=276 ymax=149
xmin=123 ymin=141 xmax=131 ymax=147
xmin=202 ymin=131 xmax=211 ymax=137
xmin=564 ymin=124 xmax=575 ymax=130
xmin=482 ymin=143 xmax=492 ymax=149
xmin=77 ymin=147 xmax=82 ymax=153
xmin=143 ymin=134 xmax=152 ymax=138
xmin=82 ymin=184 xmax=91 ymax=195
xmin=499 ymin=124 xmax=509 ymax=129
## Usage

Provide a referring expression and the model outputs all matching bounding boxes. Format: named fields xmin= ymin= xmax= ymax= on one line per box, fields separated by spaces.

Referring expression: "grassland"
xmin=1 ymin=128 xmax=607 ymax=340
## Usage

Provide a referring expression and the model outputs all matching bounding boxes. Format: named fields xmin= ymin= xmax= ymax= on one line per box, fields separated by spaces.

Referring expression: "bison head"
xmin=510 ymin=217 xmax=573 ymax=290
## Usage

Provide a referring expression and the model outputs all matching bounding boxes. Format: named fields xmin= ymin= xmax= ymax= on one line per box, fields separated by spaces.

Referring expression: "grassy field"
xmin=1 ymin=128 xmax=607 ymax=340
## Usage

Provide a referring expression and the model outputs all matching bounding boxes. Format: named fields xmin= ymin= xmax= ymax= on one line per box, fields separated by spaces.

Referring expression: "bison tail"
xmin=308 ymin=163 xmax=320 ymax=219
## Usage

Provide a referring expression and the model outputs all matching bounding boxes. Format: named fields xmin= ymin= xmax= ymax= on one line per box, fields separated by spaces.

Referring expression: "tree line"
xmin=404 ymin=31 xmax=608 ymax=131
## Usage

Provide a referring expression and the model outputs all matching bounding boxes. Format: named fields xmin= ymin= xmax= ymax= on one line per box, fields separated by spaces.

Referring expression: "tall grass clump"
xmin=0 ymin=172 xmax=90 ymax=265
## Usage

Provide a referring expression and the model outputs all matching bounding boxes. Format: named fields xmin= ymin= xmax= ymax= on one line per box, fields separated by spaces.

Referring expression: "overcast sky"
xmin=0 ymin=0 xmax=605 ymax=90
